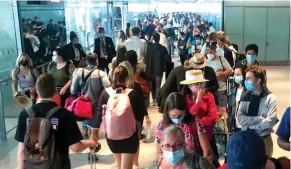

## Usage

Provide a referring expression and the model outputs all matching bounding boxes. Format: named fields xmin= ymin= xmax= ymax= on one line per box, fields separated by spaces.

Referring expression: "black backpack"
xmin=24 ymin=106 xmax=62 ymax=169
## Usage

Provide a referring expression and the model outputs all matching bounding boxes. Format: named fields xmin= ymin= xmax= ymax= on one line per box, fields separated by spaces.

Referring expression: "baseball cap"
xmin=226 ymin=130 xmax=266 ymax=169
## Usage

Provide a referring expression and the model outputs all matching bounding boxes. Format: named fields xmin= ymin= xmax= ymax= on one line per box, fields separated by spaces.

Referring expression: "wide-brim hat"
xmin=189 ymin=53 xmax=207 ymax=69
xmin=180 ymin=70 xmax=209 ymax=85
xmin=14 ymin=95 xmax=33 ymax=108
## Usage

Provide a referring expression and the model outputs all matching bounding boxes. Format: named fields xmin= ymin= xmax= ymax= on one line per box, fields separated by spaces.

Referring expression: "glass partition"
xmin=18 ymin=1 xmax=66 ymax=66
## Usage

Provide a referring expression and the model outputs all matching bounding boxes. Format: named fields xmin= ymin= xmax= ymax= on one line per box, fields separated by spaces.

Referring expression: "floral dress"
xmin=155 ymin=119 xmax=206 ymax=154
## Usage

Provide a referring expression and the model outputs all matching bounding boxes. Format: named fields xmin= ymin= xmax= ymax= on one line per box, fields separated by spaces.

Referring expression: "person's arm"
xmin=78 ymin=44 xmax=86 ymax=59
xmin=110 ymin=38 xmax=116 ymax=57
xmin=69 ymin=140 xmax=96 ymax=152
xmin=237 ymin=101 xmax=263 ymax=127
xmin=204 ymin=67 xmax=219 ymax=93
xmin=198 ymin=133 xmax=213 ymax=162
xmin=197 ymin=93 xmax=218 ymax=126
xmin=70 ymin=69 xmax=79 ymax=97
xmin=66 ymin=111 xmax=96 ymax=152
xmin=277 ymin=137 xmax=290 ymax=151
xmin=11 ymin=69 xmax=18 ymax=94
xmin=200 ymin=43 xmax=207 ymax=55
xmin=100 ymin=71 xmax=110 ymax=88
xmin=17 ymin=142 xmax=25 ymax=169
xmin=216 ymin=56 xmax=233 ymax=77
xmin=247 ymin=95 xmax=278 ymax=130
xmin=60 ymin=80 xmax=72 ymax=96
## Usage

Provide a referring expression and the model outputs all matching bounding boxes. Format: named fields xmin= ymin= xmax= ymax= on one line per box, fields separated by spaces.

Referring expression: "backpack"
xmin=64 ymin=69 xmax=95 ymax=119
xmin=102 ymin=87 xmax=136 ymax=140
xmin=24 ymin=106 xmax=61 ymax=169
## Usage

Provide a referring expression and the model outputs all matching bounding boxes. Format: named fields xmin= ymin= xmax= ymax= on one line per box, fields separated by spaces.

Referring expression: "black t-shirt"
xmin=15 ymin=101 xmax=83 ymax=168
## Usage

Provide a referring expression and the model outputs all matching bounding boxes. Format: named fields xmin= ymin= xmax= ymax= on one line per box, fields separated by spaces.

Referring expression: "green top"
xmin=48 ymin=62 xmax=74 ymax=87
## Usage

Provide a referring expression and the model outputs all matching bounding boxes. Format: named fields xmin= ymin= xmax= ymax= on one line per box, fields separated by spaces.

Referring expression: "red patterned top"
xmin=155 ymin=119 xmax=206 ymax=153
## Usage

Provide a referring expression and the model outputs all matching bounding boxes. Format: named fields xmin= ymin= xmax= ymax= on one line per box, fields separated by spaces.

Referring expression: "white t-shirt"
xmin=235 ymin=87 xmax=244 ymax=128
xmin=207 ymin=56 xmax=232 ymax=91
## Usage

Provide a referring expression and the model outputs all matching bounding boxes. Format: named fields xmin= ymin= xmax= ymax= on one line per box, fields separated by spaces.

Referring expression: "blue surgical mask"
xmin=170 ymin=115 xmax=185 ymax=124
xmin=244 ymin=80 xmax=255 ymax=91
xmin=163 ymin=149 xmax=184 ymax=165
xmin=52 ymin=55 xmax=57 ymax=63
xmin=246 ymin=55 xmax=257 ymax=64
xmin=234 ymin=75 xmax=243 ymax=84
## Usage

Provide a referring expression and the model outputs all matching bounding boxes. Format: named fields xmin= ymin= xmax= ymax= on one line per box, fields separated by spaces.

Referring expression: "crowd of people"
xmin=12 ymin=13 xmax=290 ymax=169
xmin=22 ymin=16 xmax=67 ymax=66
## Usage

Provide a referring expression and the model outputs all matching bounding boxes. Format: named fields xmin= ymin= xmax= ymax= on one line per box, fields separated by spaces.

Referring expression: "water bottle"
xmin=145 ymin=123 xmax=151 ymax=140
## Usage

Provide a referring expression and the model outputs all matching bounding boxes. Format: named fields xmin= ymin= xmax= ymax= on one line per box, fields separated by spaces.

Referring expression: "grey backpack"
xmin=24 ymin=106 xmax=61 ymax=169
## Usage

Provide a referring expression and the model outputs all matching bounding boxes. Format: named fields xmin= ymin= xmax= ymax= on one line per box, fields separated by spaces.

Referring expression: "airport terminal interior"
xmin=0 ymin=0 xmax=290 ymax=169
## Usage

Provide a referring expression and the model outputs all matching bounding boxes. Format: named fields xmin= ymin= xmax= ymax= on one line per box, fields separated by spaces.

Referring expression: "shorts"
xmin=214 ymin=90 xmax=227 ymax=107
xmin=87 ymin=107 xmax=99 ymax=129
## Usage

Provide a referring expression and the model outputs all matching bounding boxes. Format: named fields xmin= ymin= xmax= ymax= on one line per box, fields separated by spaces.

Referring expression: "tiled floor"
xmin=0 ymin=65 xmax=290 ymax=169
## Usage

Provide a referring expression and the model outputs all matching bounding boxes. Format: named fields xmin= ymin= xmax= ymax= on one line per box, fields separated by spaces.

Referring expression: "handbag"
xmin=65 ymin=69 xmax=96 ymax=119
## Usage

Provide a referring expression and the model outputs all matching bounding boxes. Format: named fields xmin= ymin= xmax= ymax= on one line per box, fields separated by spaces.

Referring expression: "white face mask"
xmin=207 ymin=54 xmax=215 ymax=60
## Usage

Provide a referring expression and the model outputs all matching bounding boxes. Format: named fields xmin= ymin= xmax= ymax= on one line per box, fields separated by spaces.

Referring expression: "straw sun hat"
xmin=189 ymin=53 xmax=207 ymax=69
xmin=180 ymin=70 xmax=209 ymax=85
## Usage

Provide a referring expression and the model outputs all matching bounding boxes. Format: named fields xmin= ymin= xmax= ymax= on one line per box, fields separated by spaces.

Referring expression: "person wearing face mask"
xmin=71 ymin=52 xmax=110 ymax=161
xmin=12 ymin=53 xmax=39 ymax=102
xmin=155 ymin=92 xmax=213 ymax=162
xmin=217 ymin=34 xmax=234 ymax=67
xmin=47 ymin=47 xmax=75 ymax=107
xmin=200 ymin=32 xmax=217 ymax=55
xmin=177 ymin=32 xmax=187 ymax=65
xmin=94 ymin=27 xmax=116 ymax=74
xmin=245 ymin=44 xmax=260 ymax=66
xmin=180 ymin=70 xmax=220 ymax=167
xmin=157 ymin=53 xmax=218 ymax=114
xmin=206 ymin=44 xmax=232 ymax=118
xmin=186 ymin=28 xmax=201 ymax=58
xmin=150 ymin=125 xmax=215 ymax=169
xmin=63 ymin=31 xmax=86 ymax=67
xmin=237 ymin=65 xmax=278 ymax=157
xmin=227 ymin=64 xmax=247 ymax=133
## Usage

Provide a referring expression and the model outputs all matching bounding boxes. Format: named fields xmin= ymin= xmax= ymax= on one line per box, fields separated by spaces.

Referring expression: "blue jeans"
xmin=167 ymin=37 xmax=174 ymax=56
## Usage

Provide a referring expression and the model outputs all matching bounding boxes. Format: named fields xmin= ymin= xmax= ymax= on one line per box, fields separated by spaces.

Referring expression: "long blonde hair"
xmin=119 ymin=61 xmax=135 ymax=88
xmin=15 ymin=52 xmax=33 ymax=67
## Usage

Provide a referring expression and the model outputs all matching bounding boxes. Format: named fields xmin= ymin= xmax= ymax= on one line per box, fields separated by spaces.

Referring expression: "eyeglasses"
xmin=161 ymin=143 xmax=184 ymax=151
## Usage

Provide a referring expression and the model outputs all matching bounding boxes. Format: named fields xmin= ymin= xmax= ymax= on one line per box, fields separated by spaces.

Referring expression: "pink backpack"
xmin=102 ymin=87 xmax=136 ymax=140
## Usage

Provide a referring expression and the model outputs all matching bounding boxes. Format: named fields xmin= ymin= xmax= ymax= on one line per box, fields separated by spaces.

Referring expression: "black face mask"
xmin=86 ymin=57 xmax=97 ymax=65
xmin=19 ymin=60 xmax=28 ymax=67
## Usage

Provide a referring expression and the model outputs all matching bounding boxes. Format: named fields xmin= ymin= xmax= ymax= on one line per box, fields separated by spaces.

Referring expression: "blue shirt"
xmin=187 ymin=36 xmax=196 ymax=55
xmin=276 ymin=107 xmax=290 ymax=139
